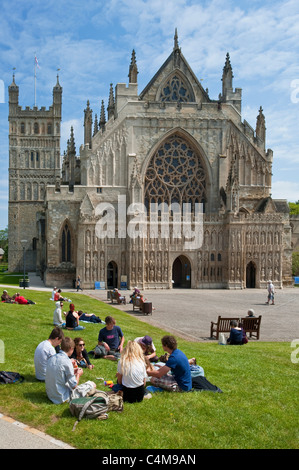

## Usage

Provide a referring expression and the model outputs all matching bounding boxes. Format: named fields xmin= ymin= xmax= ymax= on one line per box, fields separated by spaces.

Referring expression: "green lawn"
xmin=0 ymin=271 xmax=27 ymax=286
xmin=0 ymin=288 xmax=298 ymax=449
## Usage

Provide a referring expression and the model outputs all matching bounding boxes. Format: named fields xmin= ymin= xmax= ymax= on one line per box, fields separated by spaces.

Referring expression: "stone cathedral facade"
xmin=8 ymin=32 xmax=292 ymax=289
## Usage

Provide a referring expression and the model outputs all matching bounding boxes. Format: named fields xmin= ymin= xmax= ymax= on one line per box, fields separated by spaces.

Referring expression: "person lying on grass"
xmin=146 ymin=335 xmax=192 ymax=392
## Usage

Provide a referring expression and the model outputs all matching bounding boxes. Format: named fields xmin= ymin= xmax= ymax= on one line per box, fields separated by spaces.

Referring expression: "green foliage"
xmin=0 ymin=227 xmax=8 ymax=262
xmin=0 ymin=289 xmax=298 ymax=449
xmin=292 ymin=252 xmax=299 ymax=276
xmin=289 ymin=202 xmax=299 ymax=215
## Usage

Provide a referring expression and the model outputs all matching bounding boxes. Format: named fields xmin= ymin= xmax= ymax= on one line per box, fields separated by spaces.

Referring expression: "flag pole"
xmin=34 ymin=54 xmax=36 ymax=107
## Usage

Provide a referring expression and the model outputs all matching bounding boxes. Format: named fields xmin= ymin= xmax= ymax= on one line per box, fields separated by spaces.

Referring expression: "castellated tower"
xmin=8 ymin=74 xmax=62 ymax=273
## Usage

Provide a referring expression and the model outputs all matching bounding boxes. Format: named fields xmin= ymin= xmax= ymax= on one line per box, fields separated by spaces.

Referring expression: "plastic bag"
xmin=218 ymin=333 xmax=227 ymax=345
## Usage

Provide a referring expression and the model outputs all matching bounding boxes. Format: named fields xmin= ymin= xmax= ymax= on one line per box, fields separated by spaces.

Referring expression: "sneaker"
xmin=143 ymin=393 xmax=152 ymax=399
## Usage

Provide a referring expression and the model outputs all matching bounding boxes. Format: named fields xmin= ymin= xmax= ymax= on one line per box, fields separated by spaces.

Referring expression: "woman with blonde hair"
xmin=116 ymin=340 xmax=147 ymax=403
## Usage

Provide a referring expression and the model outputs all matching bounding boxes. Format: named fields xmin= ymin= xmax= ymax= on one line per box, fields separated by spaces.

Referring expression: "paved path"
xmin=87 ymin=287 xmax=299 ymax=342
xmin=1 ymin=273 xmax=298 ymax=448
xmin=0 ymin=414 xmax=74 ymax=449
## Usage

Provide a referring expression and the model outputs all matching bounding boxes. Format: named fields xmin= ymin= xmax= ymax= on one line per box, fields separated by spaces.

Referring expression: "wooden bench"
xmin=240 ymin=316 xmax=262 ymax=340
xmin=210 ymin=316 xmax=262 ymax=340
xmin=210 ymin=317 xmax=240 ymax=339
xmin=110 ymin=290 xmax=126 ymax=305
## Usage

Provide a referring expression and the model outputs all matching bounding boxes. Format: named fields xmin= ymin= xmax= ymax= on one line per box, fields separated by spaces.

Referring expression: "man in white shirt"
xmin=45 ymin=337 xmax=83 ymax=404
xmin=34 ymin=327 xmax=64 ymax=381
xmin=267 ymin=280 xmax=275 ymax=305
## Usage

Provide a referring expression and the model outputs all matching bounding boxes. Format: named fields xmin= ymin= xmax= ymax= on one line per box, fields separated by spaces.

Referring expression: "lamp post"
xmin=21 ymin=240 xmax=27 ymax=289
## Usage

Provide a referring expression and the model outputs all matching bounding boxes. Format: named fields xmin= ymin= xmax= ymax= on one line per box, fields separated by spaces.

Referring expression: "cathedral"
xmin=8 ymin=31 xmax=292 ymax=289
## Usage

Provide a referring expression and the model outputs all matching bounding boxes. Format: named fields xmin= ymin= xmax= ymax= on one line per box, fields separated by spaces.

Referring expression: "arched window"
xmin=159 ymin=74 xmax=193 ymax=102
xmin=144 ymin=134 xmax=206 ymax=213
xmin=34 ymin=122 xmax=39 ymax=134
xmin=61 ymin=223 xmax=71 ymax=262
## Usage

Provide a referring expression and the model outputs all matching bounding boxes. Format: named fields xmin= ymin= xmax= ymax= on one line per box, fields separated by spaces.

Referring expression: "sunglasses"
xmin=78 ymin=343 xmax=85 ymax=347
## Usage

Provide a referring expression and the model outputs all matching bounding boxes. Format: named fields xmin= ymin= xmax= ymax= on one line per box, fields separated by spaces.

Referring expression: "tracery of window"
xmin=61 ymin=223 xmax=71 ymax=262
xmin=144 ymin=134 xmax=206 ymax=213
xmin=160 ymin=75 xmax=192 ymax=102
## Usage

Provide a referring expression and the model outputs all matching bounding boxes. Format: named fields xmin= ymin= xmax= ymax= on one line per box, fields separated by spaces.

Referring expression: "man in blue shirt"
xmin=147 ymin=335 xmax=192 ymax=392
xmin=96 ymin=316 xmax=125 ymax=361
xmin=45 ymin=337 xmax=83 ymax=404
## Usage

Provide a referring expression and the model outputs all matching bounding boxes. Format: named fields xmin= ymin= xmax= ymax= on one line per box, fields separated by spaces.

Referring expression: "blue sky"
xmin=1 ymin=0 xmax=299 ymax=230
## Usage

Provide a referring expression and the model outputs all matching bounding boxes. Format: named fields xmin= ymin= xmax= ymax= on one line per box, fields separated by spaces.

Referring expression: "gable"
xmin=139 ymin=47 xmax=211 ymax=105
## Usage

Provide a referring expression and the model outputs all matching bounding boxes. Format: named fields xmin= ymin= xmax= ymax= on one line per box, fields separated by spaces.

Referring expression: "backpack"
xmin=69 ymin=390 xmax=123 ymax=431
xmin=70 ymin=395 xmax=109 ymax=431
xmin=0 ymin=371 xmax=24 ymax=384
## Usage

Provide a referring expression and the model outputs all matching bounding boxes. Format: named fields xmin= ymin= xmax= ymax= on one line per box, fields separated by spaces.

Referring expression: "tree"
xmin=289 ymin=202 xmax=299 ymax=215
xmin=292 ymin=252 xmax=299 ymax=277
xmin=0 ymin=226 xmax=8 ymax=262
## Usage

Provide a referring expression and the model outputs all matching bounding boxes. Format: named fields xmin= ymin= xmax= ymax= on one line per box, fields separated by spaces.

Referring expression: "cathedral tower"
xmin=8 ymin=74 xmax=62 ymax=272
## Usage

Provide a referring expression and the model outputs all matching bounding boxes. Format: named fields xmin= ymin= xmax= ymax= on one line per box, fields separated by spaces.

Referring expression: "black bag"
xmin=192 ymin=376 xmax=222 ymax=393
xmin=0 ymin=371 xmax=25 ymax=384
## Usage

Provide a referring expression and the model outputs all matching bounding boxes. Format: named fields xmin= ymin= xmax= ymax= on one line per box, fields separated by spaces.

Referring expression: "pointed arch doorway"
xmin=246 ymin=261 xmax=256 ymax=288
xmin=107 ymin=261 xmax=118 ymax=289
xmin=172 ymin=255 xmax=191 ymax=288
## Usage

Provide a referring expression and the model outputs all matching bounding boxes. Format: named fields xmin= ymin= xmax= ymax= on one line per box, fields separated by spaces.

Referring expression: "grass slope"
xmin=0 ymin=288 xmax=298 ymax=449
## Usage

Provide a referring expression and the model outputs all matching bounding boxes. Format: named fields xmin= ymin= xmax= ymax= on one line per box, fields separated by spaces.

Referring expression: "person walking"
xmin=266 ymin=280 xmax=275 ymax=305
xmin=76 ymin=275 xmax=83 ymax=292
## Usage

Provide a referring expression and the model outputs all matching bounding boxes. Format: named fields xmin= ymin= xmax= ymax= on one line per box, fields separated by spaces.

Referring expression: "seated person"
xmin=147 ymin=335 xmax=192 ymax=392
xmin=51 ymin=287 xmax=57 ymax=301
xmin=138 ymin=293 xmax=146 ymax=310
xmin=113 ymin=288 xmax=126 ymax=304
xmin=116 ymin=341 xmax=147 ymax=403
xmin=129 ymin=287 xmax=140 ymax=303
xmin=65 ymin=303 xmax=85 ymax=331
xmin=246 ymin=309 xmax=256 ymax=317
xmin=53 ymin=301 xmax=66 ymax=327
xmin=34 ymin=327 xmax=64 ymax=381
xmin=45 ymin=337 xmax=84 ymax=404
xmin=78 ymin=310 xmax=105 ymax=324
xmin=1 ymin=290 xmax=13 ymax=303
xmin=54 ymin=288 xmax=71 ymax=302
xmin=134 ymin=335 xmax=159 ymax=362
xmin=227 ymin=320 xmax=244 ymax=345
xmin=70 ymin=337 xmax=94 ymax=369
xmin=12 ymin=293 xmax=35 ymax=304
xmin=94 ymin=316 xmax=124 ymax=361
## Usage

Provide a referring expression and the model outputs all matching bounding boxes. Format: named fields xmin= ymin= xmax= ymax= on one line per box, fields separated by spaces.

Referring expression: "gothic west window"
xmin=160 ymin=74 xmax=193 ymax=102
xmin=144 ymin=134 xmax=207 ymax=214
xmin=61 ymin=223 xmax=72 ymax=262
